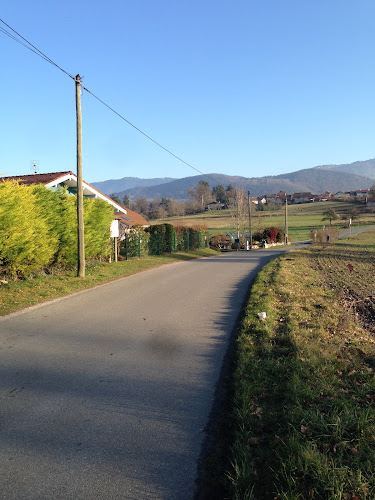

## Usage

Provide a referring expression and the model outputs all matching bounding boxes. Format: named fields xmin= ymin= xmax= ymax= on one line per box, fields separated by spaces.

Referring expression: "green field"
xmin=153 ymin=201 xmax=375 ymax=242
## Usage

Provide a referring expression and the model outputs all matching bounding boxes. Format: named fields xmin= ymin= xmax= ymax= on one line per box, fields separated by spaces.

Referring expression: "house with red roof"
xmin=0 ymin=171 xmax=149 ymax=232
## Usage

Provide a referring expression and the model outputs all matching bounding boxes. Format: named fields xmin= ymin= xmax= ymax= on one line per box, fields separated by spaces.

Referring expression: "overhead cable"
xmin=0 ymin=18 xmax=219 ymax=184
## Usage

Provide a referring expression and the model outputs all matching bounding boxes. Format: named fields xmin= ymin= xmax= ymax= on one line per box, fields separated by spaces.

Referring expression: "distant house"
xmin=205 ymin=201 xmax=225 ymax=210
xmin=366 ymin=197 xmax=375 ymax=207
xmin=265 ymin=194 xmax=281 ymax=204
xmin=319 ymin=192 xmax=332 ymax=201
xmin=333 ymin=191 xmax=349 ymax=199
xmin=353 ymin=189 xmax=370 ymax=199
xmin=291 ymin=192 xmax=314 ymax=204
xmin=265 ymin=193 xmax=288 ymax=204
xmin=0 ymin=171 xmax=149 ymax=233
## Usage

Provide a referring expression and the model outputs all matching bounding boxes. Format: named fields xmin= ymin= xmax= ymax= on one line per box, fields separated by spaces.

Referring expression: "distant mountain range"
xmin=90 ymin=159 xmax=375 ymax=201
xmin=90 ymin=176 xmax=176 ymax=195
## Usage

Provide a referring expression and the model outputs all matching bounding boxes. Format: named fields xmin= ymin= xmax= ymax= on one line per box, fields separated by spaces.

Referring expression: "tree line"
xmin=110 ymin=181 xmax=240 ymax=220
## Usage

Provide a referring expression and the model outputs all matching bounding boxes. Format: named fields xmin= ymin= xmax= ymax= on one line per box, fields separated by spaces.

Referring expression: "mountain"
xmin=114 ymin=174 xmax=249 ymax=200
xmin=113 ymin=168 xmax=374 ymax=201
xmin=313 ymin=159 xmax=375 ymax=179
xmin=90 ymin=177 xmax=176 ymax=195
xmin=91 ymin=159 xmax=375 ymax=201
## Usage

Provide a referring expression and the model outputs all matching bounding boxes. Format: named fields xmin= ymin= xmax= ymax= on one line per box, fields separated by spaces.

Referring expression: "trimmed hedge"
xmin=0 ymin=181 xmax=114 ymax=277
xmin=121 ymin=224 xmax=209 ymax=258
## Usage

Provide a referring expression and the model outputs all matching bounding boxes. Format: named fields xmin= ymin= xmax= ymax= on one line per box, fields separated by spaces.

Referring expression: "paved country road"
xmin=0 ymin=250 xmax=290 ymax=500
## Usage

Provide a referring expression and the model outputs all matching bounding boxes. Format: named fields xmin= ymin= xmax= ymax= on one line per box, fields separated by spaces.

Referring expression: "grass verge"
xmin=199 ymin=231 xmax=375 ymax=499
xmin=228 ymin=233 xmax=375 ymax=499
xmin=0 ymin=248 xmax=217 ymax=316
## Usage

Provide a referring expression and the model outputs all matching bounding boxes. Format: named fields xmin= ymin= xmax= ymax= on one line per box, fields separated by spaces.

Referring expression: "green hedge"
xmin=0 ymin=181 xmax=114 ymax=277
xmin=122 ymin=224 xmax=209 ymax=258
xmin=123 ymin=227 xmax=150 ymax=258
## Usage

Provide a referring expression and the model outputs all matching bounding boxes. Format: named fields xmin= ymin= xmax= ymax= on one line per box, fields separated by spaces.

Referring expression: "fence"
xmin=122 ymin=228 xmax=210 ymax=259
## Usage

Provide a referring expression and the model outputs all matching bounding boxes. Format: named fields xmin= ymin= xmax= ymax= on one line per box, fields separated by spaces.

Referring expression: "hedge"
xmin=0 ymin=181 xmax=114 ymax=277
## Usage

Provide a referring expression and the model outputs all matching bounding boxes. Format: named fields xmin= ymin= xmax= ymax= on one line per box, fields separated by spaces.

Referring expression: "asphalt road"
xmin=0 ymin=250 xmax=289 ymax=500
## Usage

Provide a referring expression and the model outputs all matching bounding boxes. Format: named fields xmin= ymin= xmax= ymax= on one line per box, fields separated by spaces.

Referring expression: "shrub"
xmin=263 ymin=227 xmax=284 ymax=244
xmin=84 ymin=198 xmax=113 ymax=260
xmin=210 ymin=233 xmax=230 ymax=250
xmin=0 ymin=182 xmax=115 ymax=277
xmin=0 ymin=181 xmax=55 ymax=277
xmin=122 ymin=227 xmax=150 ymax=257
xmin=146 ymin=223 xmax=175 ymax=254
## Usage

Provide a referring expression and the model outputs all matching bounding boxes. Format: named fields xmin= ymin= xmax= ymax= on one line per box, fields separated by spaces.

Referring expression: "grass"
xmin=0 ymin=248 xmax=217 ymax=316
xmin=199 ymin=229 xmax=375 ymax=499
xmin=154 ymin=201 xmax=375 ymax=242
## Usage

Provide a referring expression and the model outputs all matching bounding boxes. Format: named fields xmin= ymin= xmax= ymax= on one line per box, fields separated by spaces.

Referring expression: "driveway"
xmin=0 ymin=250 xmax=288 ymax=499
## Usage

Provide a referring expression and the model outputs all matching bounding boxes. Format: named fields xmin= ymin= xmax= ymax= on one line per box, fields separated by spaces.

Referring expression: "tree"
xmin=370 ymin=183 xmax=375 ymax=197
xmin=322 ymin=208 xmax=338 ymax=226
xmin=229 ymin=188 xmax=248 ymax=243
xmin=109 ymin=194 xmax=121 ymax=205
xmin=122 ymin=194 xmax=130 ymax=207
xmin=225 ymin=184 xmax=236 ymax=207
xmin=188 ymin=181 xmax=213 ymax=211
xmin=131 ymin=196 xmax=149 ymax=218
xmin=212 ymin=184 xmax=226 ymax=203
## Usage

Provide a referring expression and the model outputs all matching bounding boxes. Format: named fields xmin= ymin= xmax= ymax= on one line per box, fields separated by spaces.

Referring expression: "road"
xmin=0 ymin=250 xmax=289 ymax=499
xmin=338 ymin=224 xmax=375 ymax=239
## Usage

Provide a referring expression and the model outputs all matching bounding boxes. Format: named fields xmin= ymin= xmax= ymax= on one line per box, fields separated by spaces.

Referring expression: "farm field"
xmin=153 ymin=201 xmax=375 ymax=242
xmin=202 ymin=228 xmax=375 ymax=499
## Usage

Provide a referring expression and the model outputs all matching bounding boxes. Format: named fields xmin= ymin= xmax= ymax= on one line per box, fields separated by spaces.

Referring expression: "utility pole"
xmin=284 ymin=192 xmax=288 ymax=245
xmin=75 ymin=74 xmax=85 ymax=277
xmin=248 ymin=191 xmax=253 ymax=250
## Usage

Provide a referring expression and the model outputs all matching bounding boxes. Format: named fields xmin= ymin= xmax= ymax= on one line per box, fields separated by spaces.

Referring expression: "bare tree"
xmin=230 ymin=188 xmax=248 ymax=244
xmin=187 ymin=181 xmax=213 ymax=211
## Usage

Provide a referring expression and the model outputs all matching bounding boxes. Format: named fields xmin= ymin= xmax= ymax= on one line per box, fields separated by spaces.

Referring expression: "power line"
xmin=0 ymin=18 xmax=75 ymax=80
xmin=81 ymin=85 xmax=218 ymax=182
xmin=0 ymin=18 xmax=219 ymax=185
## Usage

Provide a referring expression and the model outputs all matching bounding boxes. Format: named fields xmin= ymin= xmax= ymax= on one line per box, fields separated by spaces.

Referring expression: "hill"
xmin=113 ymin=168 xmax=374 ymax=201
xmin=114 ymin=173 xmax=249 ymax=200
xmin=90 ymin=159 xmax=375 ymax=201
xmin=314 ymin=158 xmax=375 ymax=179
xmin=90 ymin=176 xmax=176 ymax=195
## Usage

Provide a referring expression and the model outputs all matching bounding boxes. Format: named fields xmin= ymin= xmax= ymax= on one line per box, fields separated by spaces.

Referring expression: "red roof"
xmin=116 ymin=207 xmax=149 ymax=227
xmin=0 ymin=172 xmax=72 ymax=185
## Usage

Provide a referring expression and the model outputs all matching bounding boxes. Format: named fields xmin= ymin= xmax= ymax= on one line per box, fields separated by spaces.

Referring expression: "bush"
xmin=0 ymin=182 xmax=55 ymax=277
xmin=122 ymin=227 xmax=150 ymax=257
xmin=0 ymin=182 xmax=114 ymax=277
xmin=84 ymin=198 xmax=113 ymax=260
xmin=210 ymin=233 xmax=230 ymax=250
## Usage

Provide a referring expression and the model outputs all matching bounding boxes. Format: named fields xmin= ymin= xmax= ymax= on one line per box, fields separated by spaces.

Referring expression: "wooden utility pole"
xmin=75 ymin=74 xmax=85 ymax=277
xmin=284 ymin=192 xmax=288 ymax=245
xmin=248 ymin=191 xmax=253 ymax=250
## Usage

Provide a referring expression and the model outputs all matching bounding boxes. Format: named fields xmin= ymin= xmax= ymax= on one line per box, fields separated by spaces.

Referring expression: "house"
xmin=0 ymin=171 xmax=149 ymax=234
xmin=205 ymin=201 xmax=225 ymax=210
xmin=353 ymin=189 xmax=370 ymax=199
xmin=366 ymin=197 xmax=375 ymax=207
xmin=290 ymin=192 xmax=314 ymax=204
xmin=333 ymin=191 xmax=349 ymax=199
xmin=264 ymin=193 xmax=290 ymax=204
xmin=114 ymin=209 xmax=149 ymax=240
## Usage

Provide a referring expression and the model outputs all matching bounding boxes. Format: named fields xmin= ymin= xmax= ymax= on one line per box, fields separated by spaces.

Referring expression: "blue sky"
xmin=1 ymin=1 xmax=375 ymax=183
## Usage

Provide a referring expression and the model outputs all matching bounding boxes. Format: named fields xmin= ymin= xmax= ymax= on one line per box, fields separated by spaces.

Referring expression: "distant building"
xmin=290 ymin=192 xmax=314 ymax=204
xmin=205 ymin=201 xmax=225 ymax=210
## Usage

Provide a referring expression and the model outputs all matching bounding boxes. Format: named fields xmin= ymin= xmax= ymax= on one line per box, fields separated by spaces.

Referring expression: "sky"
xmin=1 ymin=1 xmax=375 ymax=183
